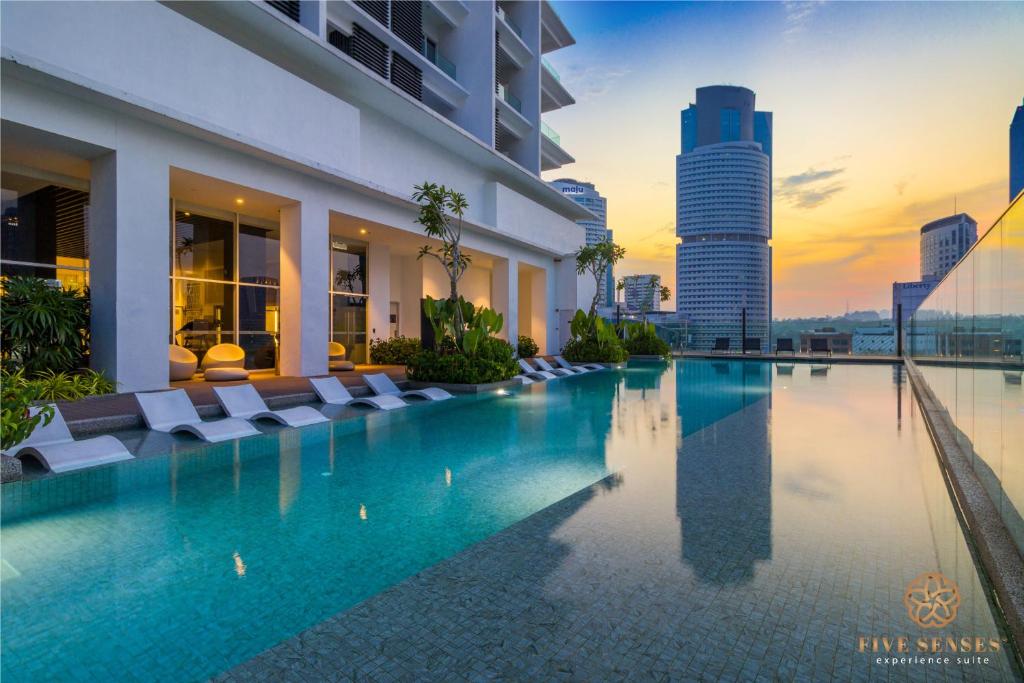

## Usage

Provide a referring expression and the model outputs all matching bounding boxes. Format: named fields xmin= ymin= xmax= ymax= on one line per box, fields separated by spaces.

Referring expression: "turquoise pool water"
xmin=1 ymin=361 xmax=1019 ymax=681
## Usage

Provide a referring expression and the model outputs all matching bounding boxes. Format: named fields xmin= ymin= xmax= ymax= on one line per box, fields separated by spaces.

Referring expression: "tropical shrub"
xmin=623 ymin=322 xmax=671 ymax=358
xmin=517 ymin=335 xmax=539 ymax=359
xmin=4 ymin=368 xmax=116 ymax=402
xmin=0 ymin=377 xmax=54 ymax=451
xmin=369 ymin=336 xmax=422 ymax=365
xmin=407 ymin=337 xmax=517 ymax=385
xmin=1 ymin=276 xmax=90 ymax=374
xmin=561 ymin=309 xmax=628 ymax=363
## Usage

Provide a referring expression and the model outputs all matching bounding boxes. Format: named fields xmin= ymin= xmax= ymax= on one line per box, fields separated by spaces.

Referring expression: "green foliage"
xmin=422 ymin=295 xmax=503 ymax=356
xmin=623 ymin=322 xmax=671 ymax=358
xmin=413 ymin=182 xmax=471 ymax=334
xmin=369 ymin=336 xmax=422 ymax=365
xmin=517 ymin=335 xmax=539 ymax=358
xmin=0 ymin=373 xmax=54 ymax=451
xmin=407 ymin=337 xmax=518 ymax=384
xmin=2 ymin=367 xmax=115 ymax=403
xmin=575 ymin=241 xmax=626 ymax=316
xmin=1 ymin=276 xmax=90 ymax=374
xmin=617 ymin=274 xmax=672 ymax=322
xmin=562 ymin=309 xmax=628 ymax=363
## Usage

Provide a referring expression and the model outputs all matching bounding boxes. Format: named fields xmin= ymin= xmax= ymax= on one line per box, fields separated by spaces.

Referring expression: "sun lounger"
xmin=711 ymin=337 xmax=730 ymax=353
xmin=135 ymin=389 xmax=261 ymax=442
xmin=518 ymin=358 xmax=557 ymax=380
xmin=532 ymin=357 xmax=577 ymax=376
xmin=363 ymin=373 xmax=453 ymax=401
xmin=213 ymin=384 xmax=329 ymax=427
xmin=515 ymin=374 xmax=536 ymax=385
xmin=743 ymin=337 xmax=762 ymax=354
xmin=554 ymin=355 xmax=604 ymax=372
xmin=7 ymin=405 xmax=133 ymax=473
xmin=309 ymin=376 xmax=407 ymax=410
xmin=809 ymin=338 xmax=832 ymax=357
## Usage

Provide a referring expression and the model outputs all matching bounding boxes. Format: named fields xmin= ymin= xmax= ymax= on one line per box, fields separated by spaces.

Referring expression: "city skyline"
xmin=541 ymin=0 xmax=1024 ymax=317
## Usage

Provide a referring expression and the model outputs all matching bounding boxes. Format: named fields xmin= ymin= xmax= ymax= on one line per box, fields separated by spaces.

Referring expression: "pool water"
xmin=1 ymin=360 xmax=1019 ymax=681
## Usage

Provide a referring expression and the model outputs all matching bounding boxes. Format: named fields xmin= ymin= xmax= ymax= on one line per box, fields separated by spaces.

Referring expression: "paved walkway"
xmin=59 ymin=366 xmax=405 ymax=435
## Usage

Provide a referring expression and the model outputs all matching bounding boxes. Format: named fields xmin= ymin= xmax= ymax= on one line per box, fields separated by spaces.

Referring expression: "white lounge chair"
xmin=554 ymin=355 xmax=604 ymax=372
xmin=213 ymin=384 xmax=329 ymax=427
xmin=310 ymin=376 xmax=407 ymax=410
xmin=531 ymin=357 xmax=576 ymax=377
xmin=514 ymin=374 xmax=536 ymax=385
xmin=135 ymin=389 xmax=261 ymax=442
xmin=518 ymin=358 xmax=557 ymax=381
xmin=7 ymin=405 xmax=133 ymax=473
xmin=363 ymin=373 xmax=453 ymax=401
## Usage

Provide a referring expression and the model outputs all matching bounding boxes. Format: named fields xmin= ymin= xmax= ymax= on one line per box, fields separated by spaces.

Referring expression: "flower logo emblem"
xmin=904 ymin=572 xmax=960 ymax=628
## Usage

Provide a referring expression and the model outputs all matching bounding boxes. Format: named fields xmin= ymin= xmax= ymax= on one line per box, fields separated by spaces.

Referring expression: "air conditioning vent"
xmin=390 ymin=53 xmax=423 ymax=101
xmin=389 ymin=0 xmax=423 ymax=51
xmin=352 ymin=24 xmax=389 ymax=78
xmin=355 ymin=0 xmax=389 ymax=27
xmin=266 ymin=1 xmax=300 ymax=23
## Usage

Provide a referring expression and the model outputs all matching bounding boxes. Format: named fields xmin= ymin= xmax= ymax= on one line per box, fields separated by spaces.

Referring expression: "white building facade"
xmin=0 ymin=0 xmax=589 ymax=392
xmin=920 ymin=213 xmax=977 ymax=280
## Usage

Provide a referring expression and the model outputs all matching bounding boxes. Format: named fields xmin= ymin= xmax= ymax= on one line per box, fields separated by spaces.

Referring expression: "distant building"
xmin=892 ymin=276 xmax=939 ymax=327
xmin=622 ymin=274 xmax=660 ymax=314
xmin=1012 ymin=98 xmax=1024 ymax=200
xmin=677 ymin=85 xmax=772 ymax=351
xmin=852 ymin=326 xmax=896 ymax=355
xmin=920 ymin=213 xmax=977 ymax=280
xmin=549 ymin=178 xmax=614 ymax=307
xmin=799 ymin=328 xmax=852 ymax=355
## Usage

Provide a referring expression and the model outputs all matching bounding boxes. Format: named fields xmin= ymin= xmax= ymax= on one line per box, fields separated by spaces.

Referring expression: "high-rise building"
xmin=676 ymin=86 xmax=772 ymax=350
xmin=549 ymin=178 xmax=615 ymax=307
xmin=621 ymin=274 xmax=660 ymax=314
xmin=0 ymin=0 xmax=589 ymax=391
xmin=1011 ymin=99 xmax=1024 ymax=200
xmin=920 ymin=213 xmax=977 ymax=280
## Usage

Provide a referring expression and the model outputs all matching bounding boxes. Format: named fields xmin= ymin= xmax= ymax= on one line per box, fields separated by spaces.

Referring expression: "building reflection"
xmin=676 ymin=360 xmax=772 ymax=584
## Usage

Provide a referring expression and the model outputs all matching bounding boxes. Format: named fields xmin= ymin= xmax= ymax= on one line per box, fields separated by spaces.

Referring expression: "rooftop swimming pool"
xmin=1 ymin=360 xmax=1020 ymax=681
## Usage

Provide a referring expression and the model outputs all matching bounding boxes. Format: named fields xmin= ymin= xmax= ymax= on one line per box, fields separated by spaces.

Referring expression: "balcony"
xmin=423 ymin=0 xmax=469 ymax=29
xmin=541 ymin=121 xmax=574 ymax=171
xmin=495 ymin=6 xmax=531 ymax=70
xmin=497 ymin=83 xmax=522 ymax=114
xmin=423 ymin=39 xmax=456 ymax=80
xmin=540 ymin=0 xmax=575 ymax=53
xmin=541 ymin=57 xmax=574 ymax=113
xmin=495 ymin=85 xmax=530 ymax=141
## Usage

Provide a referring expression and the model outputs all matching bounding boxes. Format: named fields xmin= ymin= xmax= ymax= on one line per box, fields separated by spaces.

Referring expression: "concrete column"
xmin=399 ymin=255 xmax=423 ymax=338
xmin=491 ymin=256 xmax=518 ymax=343
xmin=554 ymin=257 xmax=580 ymax=351
xmin=531 ymin=267 xmax=547 ymax=354
xmin=89 ymin=144 xmax=169 ymax=392
xmin=280 ymin=199 xmax=329 ymax=376
xmin=367 ymin=242 xmax=391 ymax=340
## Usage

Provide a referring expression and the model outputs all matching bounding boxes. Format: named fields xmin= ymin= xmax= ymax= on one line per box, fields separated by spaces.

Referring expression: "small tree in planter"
xmin=413 ymin=182 xmax=470 ymax=341
xmin=576 ymin=241 xmax=626 ymax=318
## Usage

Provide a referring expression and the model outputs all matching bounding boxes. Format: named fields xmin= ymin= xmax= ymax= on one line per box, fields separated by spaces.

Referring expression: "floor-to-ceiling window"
xmin=170 ymin=202 xmax=280 ymax=370
xmin=329 ymin=238 xmax=367 ymax=364
xmin=1 ymin=171 xmax=90 ymax=290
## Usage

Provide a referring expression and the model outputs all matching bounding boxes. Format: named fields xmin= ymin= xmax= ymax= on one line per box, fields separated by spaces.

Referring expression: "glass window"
xmin=331 ymin=242 xmax=366 ymax=294
xmin=1 ymin=175 xmax=90 ymax=290
xmin=172 ymin=280 xmax=235 ymax=365
xmin=239 ymin=221 xmax=280 ymax=285
xmin=173 ymin=210 xmax=234 ymax=281
xmin=332 ymin=295 xmax=367 ymax=364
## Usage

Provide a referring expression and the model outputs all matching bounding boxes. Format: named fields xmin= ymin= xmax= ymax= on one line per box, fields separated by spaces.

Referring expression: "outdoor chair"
xmin=213 ymin=384 xmax=329 ymax=427
xmin=169 ymin=344 xmax=198 ymax=381
xmin=136 ymin=389 xmax=260 ymax=442
xmin=328 ymin=341 xmax=355 ymax=372
xmin=775 ymin=338 xmax=795 ymax=355
xmin=711 ymin=337 xmax=730 ymax=353
xmin=309 ymin=376 xmax=406 ymax=410
xmin=518 ymin=358 xmax=557 ymax=381
xmin=809 ymin=338 xmax=832 ymax=357
xmin=533 ymin=357 xmax=578 ymax=376
xmin=7 ymin=405 xmax=133 ymax=473
xmin=202 ymin=343 xmax=250 ymax=381
xmin=554 ymin=355 xmax=604 ymax=371
xmin=363 ymin=373 xmax=454 ymax=401
xmin=743 ymin=337 xmax=762 ymax=354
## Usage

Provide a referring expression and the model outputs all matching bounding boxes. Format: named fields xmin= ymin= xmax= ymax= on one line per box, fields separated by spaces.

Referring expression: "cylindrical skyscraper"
xmin=677 ymin=85 xmax=772 ymax=350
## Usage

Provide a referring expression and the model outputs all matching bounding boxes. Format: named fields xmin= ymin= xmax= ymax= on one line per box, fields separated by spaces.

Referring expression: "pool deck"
xmin=677 ymin=350 xmax=902 ymax=364
xmin=58 ymin=365 xmax=407 ymax=436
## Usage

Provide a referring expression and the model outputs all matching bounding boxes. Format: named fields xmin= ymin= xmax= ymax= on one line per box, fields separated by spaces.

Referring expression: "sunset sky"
xmin=541 ymin=1 xmax=1024 ymax=318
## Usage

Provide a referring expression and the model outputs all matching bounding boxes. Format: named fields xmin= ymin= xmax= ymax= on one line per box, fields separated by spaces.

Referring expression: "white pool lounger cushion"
xmin=213 ymin=384 xmax=329 ymax=427
xmin=517 ymin=359 xmax=557 ymax=380
xmin=532 ymin=357 xmax=577 ymax=376
xmin=135 ymin=389 xmax=260 ymax=442
xmin=554 ymin=355 xmax=604 ymax=372
xmin=310 ymin=377 xmax=407 ymax=410
xmin=363 ymin=373 xmax=453 ymax=401
xmin=8 ymin=405 xmax=133 ymax=473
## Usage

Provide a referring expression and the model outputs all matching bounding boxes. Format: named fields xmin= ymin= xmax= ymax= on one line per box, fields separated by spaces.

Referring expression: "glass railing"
xmin=541 ymin=57 xmax=560 ymax=82
xmin=908 ymin=192 xmax=1024 ymax=556
xmin=422 ymin=41 xmax=457 ymax=80
xmin=541 ymin=121 xmax=561 ymax=146
xmin=497 ymin=84 xmax=522 ymax=114
xmin=495 ymin=6 xmax=523 ymax=39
